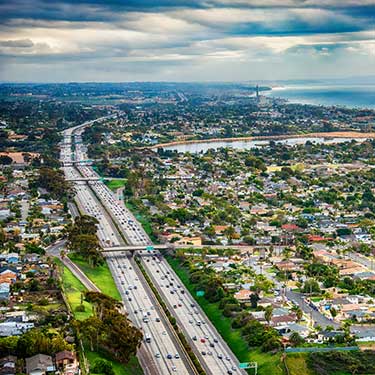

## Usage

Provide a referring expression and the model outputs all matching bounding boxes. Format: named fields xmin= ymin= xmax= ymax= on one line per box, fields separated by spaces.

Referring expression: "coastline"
xmin=148 ymin=131 xmax=375 ymax=150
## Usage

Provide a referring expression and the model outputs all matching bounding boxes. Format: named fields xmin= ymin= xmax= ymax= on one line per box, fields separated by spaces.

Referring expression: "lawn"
xmin=285 ymin=353 xmax=315 ymax=375
xmin=59 ymin=263 xmax=93 ymax=321
xmin=86 ymin=349 xmax=143 ymax=375
xmin=105 ymin=179 xmax=127 ymax=191
xmin=166 ymin=256 xmax=286 ymax=375
xmin=58 ymin=260 xmax=143 ymax=375
xmin=69 ymin=253 xmax=121 ymax=301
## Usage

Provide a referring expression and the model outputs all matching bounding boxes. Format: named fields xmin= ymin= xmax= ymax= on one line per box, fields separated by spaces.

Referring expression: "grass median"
xmin=166 ymin=255 xmax=286 ymax=375
xmin=68 ymin=253 xmax=121 ymax=301
xmin=58 ymin=258 xmax=143 ymax=375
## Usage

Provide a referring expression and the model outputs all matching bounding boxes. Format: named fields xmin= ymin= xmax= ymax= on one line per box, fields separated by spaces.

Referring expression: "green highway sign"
xmin=196 ymin=290 xmax=205 ymax=297
xmin=146 ymin=246 xmax=154 ymax=252
xmin=239 ymin=363 xmax=250 ymax=369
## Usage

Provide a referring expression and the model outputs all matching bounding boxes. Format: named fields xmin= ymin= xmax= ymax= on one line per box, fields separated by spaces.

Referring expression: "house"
xmin=55 ymin=351 xmax=78 ymax=375
xmin=0 ymin=355 xmax=17 ymax=375
xmin=175 ymin=236 xmax=202 ymax=246
xmin=0 ymin=322 xmax=34 ymax=336
xmin=271 ymin=314 xmax=297 ymax=327
xmin=26 ymin=354 xmax=55 ymax=375
xmin=234 ymin=289 xmax=252 ymax=304
xmin=5 ymin=253 xmax=19 ymax=264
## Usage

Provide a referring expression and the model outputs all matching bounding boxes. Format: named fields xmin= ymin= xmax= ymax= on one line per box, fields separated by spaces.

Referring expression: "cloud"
xmin=0 ymin=0 xmax=373 ymax=81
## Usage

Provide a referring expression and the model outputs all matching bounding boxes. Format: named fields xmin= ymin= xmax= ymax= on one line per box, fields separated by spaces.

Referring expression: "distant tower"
xmin=256 ymin=84 xmax=259 ymax=100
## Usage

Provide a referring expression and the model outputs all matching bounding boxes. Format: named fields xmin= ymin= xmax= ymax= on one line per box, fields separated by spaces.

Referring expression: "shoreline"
xmin=148 ymin=131 xmax=375 ymax=150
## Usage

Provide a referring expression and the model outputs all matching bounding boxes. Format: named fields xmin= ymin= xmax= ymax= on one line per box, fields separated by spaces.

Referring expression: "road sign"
xmin=196 ymin=290 xmax=205 ymax=297
xmin=239 ymin=362 xmax=257 ymax=374
xmin=146 ymin=246 xmax=154 ymax=252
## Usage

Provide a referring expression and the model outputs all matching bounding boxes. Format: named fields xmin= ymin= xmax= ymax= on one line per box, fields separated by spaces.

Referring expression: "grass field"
xmin=58 ymin=259 xmax=143 ymax=374
xmin=105 ymin=179 xmax=127 ymax=191
xmin=86 ymin=349 xmax=143 ymax=375
xmin=285 ymin=353 xmax=315 ymax=375
xmin=69 ymin=253 xmax=121 ymax=301
xmin=166 ymin=256 xmax=286 ymax=375
xmin=60 ymin=264 xmax=93 ymax=320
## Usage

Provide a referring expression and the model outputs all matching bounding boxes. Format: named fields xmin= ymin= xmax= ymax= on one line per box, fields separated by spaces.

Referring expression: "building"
xmin=26 ymin=354 xmax=55 ymax=375
xmin=0 ymin=356 xmax=17 ymax=375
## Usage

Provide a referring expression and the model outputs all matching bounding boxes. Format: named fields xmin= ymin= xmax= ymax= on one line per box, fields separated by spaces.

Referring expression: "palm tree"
xmin=265 ymin=305 xmax=273 ymax=325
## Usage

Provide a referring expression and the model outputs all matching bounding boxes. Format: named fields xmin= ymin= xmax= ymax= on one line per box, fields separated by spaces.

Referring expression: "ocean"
xmin=266 ymin=85 xmax=375 ymax=109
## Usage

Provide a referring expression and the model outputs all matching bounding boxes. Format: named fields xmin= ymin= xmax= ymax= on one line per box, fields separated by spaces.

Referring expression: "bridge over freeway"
xmin=102 ymin=244 xmax=170 ymax=253
xmin=102 ymin=243 xmax=256 ymax=254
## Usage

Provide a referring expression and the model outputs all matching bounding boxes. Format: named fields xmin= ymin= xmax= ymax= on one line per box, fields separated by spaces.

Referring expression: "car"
xmin=201 ymin=351 xmax=206 ymax=356
xmin=218 ymin=354 xmax=223 ymax=359
xmin=190 ymin=303 xmax=195 ymax=308
xmin=213 ymin=338 xmax=218 ymax=343
xmin=227 ymin=371 xmax=233 ymax=375
xmin=225 ymin=356 xmax=231 ymax=361
xmin=173 ymin=305 xmax=177 ymax=308
xmin=189 ymin=320 xmax=193 ymax=324
xmin=231 ymin=366 xmax=237 ymax=372
xmin=204 ymin=335 xmax=209 ymax=339
xmin=209 ymin=343 xmax=215 ymax=348
xmin=128 ymin=297 xmax=132 ymax=301
xmin=207 ymin=351 xmax=212 ymax=356
xmin=134 ymin=310 xmax=138 ymax=314
xmin=192 ymin=336 xmax=197 ymax=341
xmin=174 ymin=354 xmax=180 ymax=359
xmin=166 ymin=354 xmax=173 ymax=359
xmin=172 ymin=366 xmax=177 ymax=372
xmin=155 ymin=317 xmax=160 ymax=322
xmin=200 ymin=338 xmax=205 ymax=343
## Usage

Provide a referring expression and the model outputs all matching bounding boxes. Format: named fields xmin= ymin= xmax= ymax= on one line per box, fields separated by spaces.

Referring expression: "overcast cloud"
xmin=0 ymin=0 xmax=374 ymax=82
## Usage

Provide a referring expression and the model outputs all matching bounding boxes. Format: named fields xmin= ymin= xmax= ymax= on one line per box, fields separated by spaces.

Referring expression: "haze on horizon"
xmin=0 ymin=0 xmax=374 ymax=83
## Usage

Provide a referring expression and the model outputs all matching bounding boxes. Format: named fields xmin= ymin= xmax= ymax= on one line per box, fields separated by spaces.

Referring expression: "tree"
xmin=76 ymin=292 xmax=143 ymax=364
xmin=66 ymin=215 xmax=103 ymax=267
xmin=265 ymin=305 xmax=273 ymax=325
xmin=250 ymin=293 xmax=260 ymax=309
xmin=292 ymin=306 xmax=303 ymax=322
xmin=302 ymin=279 xmax=321 ymax=295
xmin=0 ymin=155 xmax=12 ymax=165
xmin=289 ymin=332 xmax=304 ymax=346
xmin=92 ymin=359 xmax=115 ymax=375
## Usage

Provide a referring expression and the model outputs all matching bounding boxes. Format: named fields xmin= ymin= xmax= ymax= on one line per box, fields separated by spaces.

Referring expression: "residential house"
xmin=55 ymin=351 xmax=78 ymax=375
xmin=26 ymin=354 xmax=55 ymax=375
xmin=0 ymin=356 xmax=17 ymax=375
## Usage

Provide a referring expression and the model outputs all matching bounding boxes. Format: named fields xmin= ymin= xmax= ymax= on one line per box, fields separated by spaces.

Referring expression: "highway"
xmin=60 ymin=117 xmax=194 ymax=375
xmin=140 ymin=252 xmax=242 ymax=374
xmin=60 ymin=116 xmax=244 ymax=375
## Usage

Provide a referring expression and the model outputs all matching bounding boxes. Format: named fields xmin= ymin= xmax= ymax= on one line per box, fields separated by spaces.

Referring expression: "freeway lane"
xmin=60 ymin=118 xmax=195 ymax=375
xmin=140 ymin=252 xmax=243 ymax=375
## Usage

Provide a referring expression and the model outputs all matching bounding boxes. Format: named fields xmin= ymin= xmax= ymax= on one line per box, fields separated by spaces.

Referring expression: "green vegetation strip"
xmin=105 ymin=179 xmax=127 ymax=191
xmin=135 ymin=257 xmax=205 ymax=375
xmin=166 ymin=255 xmax=286 ymax=375
xmin=86 ymin=349 xmax=143 ymax=375
xmin=57 ymin=259 xmax=93 ymax=320
xmin=58 ymin=258 xmax=143 ymax=375
xmin=69 ymin=253 xmax=121 ymax=301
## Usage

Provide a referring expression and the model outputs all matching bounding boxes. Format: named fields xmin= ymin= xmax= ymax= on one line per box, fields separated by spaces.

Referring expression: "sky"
xmin=0 ymin=0 xmax=374 ymax=82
